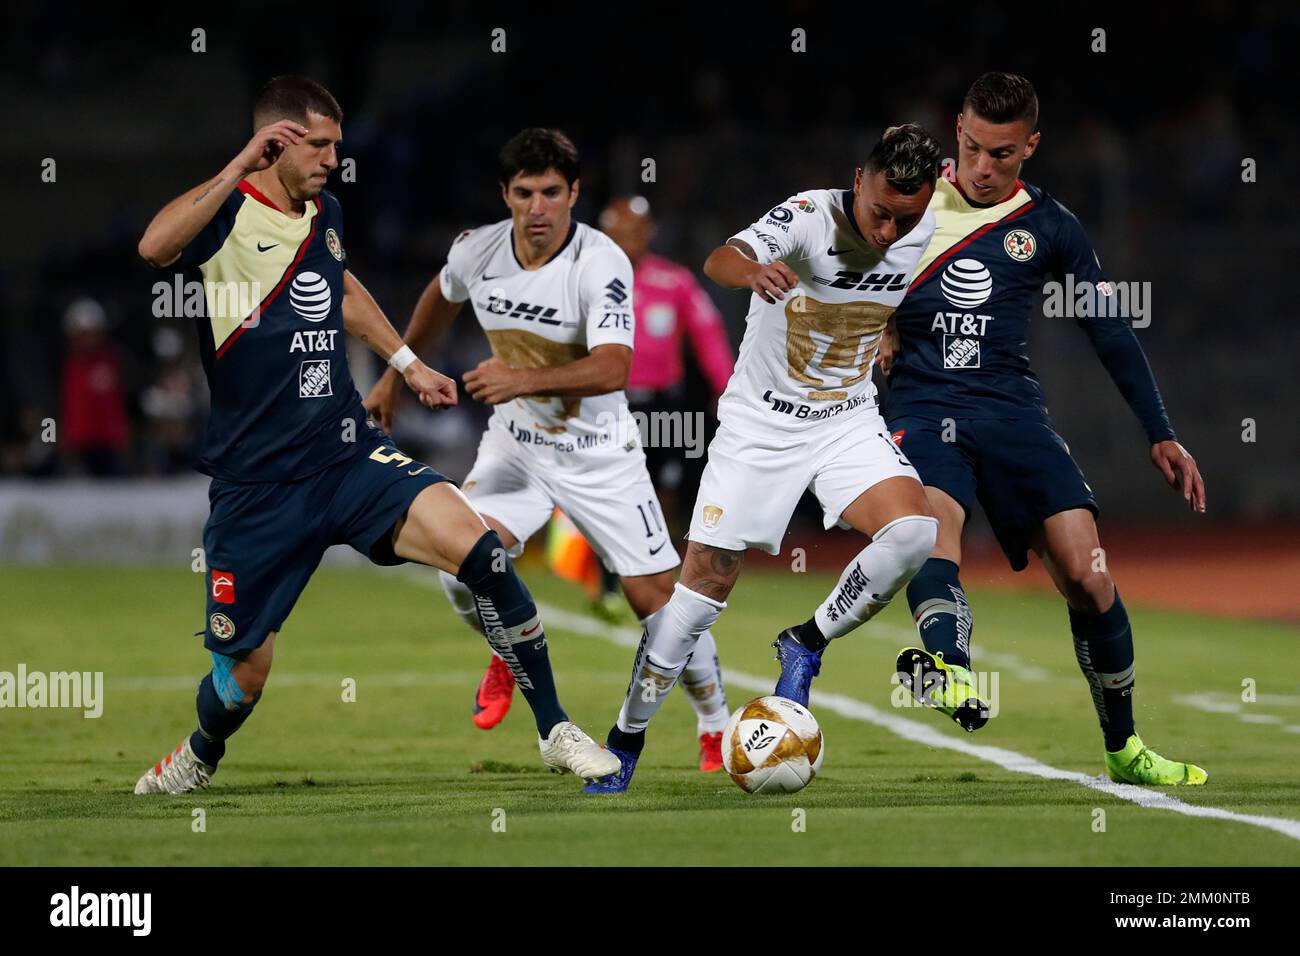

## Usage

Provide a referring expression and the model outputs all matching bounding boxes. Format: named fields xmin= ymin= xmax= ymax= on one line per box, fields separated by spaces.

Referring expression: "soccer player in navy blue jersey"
xmin=874 ymin=73 xmax=1209 ymax=785
xmin=132 ymin=76 xmax=619 ymax=794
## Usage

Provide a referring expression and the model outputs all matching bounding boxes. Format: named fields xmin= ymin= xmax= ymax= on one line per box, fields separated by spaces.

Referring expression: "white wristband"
xmin=388 ymin=345 xmax=417 ymax=373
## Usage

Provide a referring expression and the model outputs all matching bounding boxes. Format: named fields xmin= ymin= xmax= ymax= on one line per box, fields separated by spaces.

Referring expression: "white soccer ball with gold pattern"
xmin=722 ymin=695 xmax=824 ymax=794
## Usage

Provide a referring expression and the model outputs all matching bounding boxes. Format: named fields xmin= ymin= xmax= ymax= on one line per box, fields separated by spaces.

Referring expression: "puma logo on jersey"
xmin=484 ymin=294 xmax=562 ymax=325
xmin=811 ymin=270 xmax=908 ymax=292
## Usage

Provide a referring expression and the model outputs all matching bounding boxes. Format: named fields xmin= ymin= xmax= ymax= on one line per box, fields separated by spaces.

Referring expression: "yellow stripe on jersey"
xmin=198 ymin=196 xmax=319 ymax=352
xmin=910 ymin=178 xmax=1032 ymax=280
xmin=485 ymin=328 xmax=588 ymax=427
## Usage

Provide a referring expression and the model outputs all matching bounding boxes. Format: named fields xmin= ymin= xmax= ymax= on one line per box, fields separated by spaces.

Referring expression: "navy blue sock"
xmin=905 ymin=558 xmax=973 ymax=668
xmin=189 ymin=672 xmax=259 ymax=767
xmin=1068 ymin=591 xmax=1137 ymax=752
xmin=458 ymin=531 xmax=568 ymax=737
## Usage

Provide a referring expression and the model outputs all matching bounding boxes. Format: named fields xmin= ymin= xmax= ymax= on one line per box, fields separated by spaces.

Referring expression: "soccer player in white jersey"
xmin=365 ymin=129 xmax=730 ymax=766
xmin=585 ymin=124 xmax=945 ymax=793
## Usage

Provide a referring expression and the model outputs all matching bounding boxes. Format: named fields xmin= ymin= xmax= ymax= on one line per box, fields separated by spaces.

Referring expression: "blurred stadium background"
xmin=0 ymin=2 xmax=1296 ymax=619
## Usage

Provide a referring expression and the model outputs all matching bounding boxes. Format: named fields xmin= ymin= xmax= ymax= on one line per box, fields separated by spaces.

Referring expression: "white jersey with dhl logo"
xmin=685 ymin=188 xmax=934 ymax=555
xmin=439 ymin=219 xmax=638 ymax=470
xmin=722 ymin=187 xmax=935 ymax=432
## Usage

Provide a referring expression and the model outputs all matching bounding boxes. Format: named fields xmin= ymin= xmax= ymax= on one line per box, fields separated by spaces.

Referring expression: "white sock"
xmin=813 ymin=514 xmax=937 ymax=640
xmin=616 ymin=583 xmax=725 ymax=734
xmin=439 ymin=569 xmax=485 ymax=636
xmin=681 ymin=628 xmax=729 ymax=734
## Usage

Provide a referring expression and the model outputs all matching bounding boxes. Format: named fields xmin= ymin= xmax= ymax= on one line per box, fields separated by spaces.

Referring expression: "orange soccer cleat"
xmin=472 ymin=654 xmax=517 ymax=730
xmin=698 ymin=731 xmax=724 ymax=772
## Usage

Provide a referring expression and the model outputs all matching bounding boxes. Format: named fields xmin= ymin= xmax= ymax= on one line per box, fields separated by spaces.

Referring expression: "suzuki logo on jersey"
xmin=289 ymin=271 xmax=332 ymax=322
xmin=483 ymin=294 xmax=563 ymax=326
xmin=812 ymin=270 xmax=908 ymax=292
xmin=940 ymin=258 xmax=993 ymax=308
xmin=299 ymin=359 xmax=333 ymax=398
xmin=603 ymin=278 xmax=628 ymax=305
xmin=210 ymin=570 xmax=235 ymax=604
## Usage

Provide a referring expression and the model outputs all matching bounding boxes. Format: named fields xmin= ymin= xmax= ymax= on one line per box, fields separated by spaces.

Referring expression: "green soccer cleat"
xmin=896 ymin=646 xmax=990 ymax=732
xmin=1104 ymin=734 xmax=1208 ymax=786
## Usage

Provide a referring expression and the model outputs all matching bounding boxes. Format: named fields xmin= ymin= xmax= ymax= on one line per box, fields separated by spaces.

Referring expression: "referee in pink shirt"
xmin=599 ymin=196 xmax=734 ymax=525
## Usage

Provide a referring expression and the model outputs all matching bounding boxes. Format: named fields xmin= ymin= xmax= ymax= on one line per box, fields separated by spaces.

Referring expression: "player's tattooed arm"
xmin=703 ymin=240 xmax=797 ymax=303
xmin=464 ymin=344 xmax=631 ymax=404
xmin=137 ymin=120 xmax=307 ymax=268
xmin=344 ymin=270 xmax=457 ymax=412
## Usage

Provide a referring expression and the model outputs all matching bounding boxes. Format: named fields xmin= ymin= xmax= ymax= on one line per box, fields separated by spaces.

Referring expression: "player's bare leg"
xmin=776 ymin=476 xmax=937 ymax=706
xmin=396 ymin=484 xmax=618 ymax=779
xmin=1032 ymin=509 xmax=1206 ymax=784
xmin=134 ymin=633 xmax=276 ymax=795
xmin=621 ymin=569 xmax=729 ymax=770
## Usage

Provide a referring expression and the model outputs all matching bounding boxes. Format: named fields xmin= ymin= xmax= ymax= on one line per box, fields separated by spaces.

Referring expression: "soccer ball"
xmin=722 ymin=695 xmax=824 ymax=794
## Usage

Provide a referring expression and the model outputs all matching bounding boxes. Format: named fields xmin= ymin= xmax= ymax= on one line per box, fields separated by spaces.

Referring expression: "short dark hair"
xmin=499 ymin=128 xmax=580 ymax=187
xmin=864 ymin=123 xmax=943 ymax=195
xmin=253 ymin=75 xmax=343 ymax=129
xmin=962 ymin=71 xmax=1039 ymax=129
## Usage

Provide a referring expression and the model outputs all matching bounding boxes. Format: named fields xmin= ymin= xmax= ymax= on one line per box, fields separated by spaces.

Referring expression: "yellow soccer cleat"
xmin=895 ymin=646 xmax=990 ymax=732
xmin=1105 ymin=734 xmax=1207 ymax=786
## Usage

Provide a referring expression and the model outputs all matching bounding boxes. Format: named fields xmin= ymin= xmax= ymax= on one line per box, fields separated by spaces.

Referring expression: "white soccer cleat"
xmin=538 ymin=721 xmax=622 ymax=779
xmin=133 ymin=738 xmax=216 ymax=795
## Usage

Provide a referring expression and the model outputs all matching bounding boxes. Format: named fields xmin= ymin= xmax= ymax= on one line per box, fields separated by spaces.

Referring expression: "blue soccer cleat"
xmin=582 ymin=747 xmax=639 ymax=795
xmin=773 ymin=629 xmax=823 ymax=707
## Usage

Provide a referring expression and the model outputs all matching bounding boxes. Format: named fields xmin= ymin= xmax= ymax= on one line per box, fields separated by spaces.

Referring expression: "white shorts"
xmin=462 ymin=422 xmax=680 ymax=578
xmin=687 ymin=409 xmax=920 ymax=555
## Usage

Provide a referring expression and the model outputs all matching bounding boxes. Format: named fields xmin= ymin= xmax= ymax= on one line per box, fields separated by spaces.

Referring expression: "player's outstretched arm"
xmin=136 ymin=120 xmax=308 ymax=268
xmin=463 ymin=345 xmax=631 ymax=405
xmin=703 ymin=240 xmax=798 ymax=303
xmin=1080 ymin=317 xmax=1205 ymax=513
xmin=363 ymin=273 xmax=464 ymax=430
xmin=342 ymin=270 xmax=457 ymax=415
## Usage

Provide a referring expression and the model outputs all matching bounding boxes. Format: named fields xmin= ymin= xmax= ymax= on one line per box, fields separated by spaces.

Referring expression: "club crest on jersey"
xmin=701 ymin=504 xmax=724 ymax=530
xmin=943 ymin=335 xmax=981 ymax=369
xmin=940 ymin=258 xmax=993 ymax=308
xmin=793 ymin=198 xmax=817 ymax=213
xmin=209 ymin=613 xmax=236 ymax=642
xmin=290 ymin=271 xmax=332 ymax=322
xmin=1004 ymin=229 xmax=1036 ymax=261
xmin=325 ymin=228 xmax=344 ymax=262
xmin=299 ymin=359 xmax=333 ymax=398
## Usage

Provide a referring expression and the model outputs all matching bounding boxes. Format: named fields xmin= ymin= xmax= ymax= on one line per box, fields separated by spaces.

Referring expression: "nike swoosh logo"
xmin=408 ymin=466 xmax=432 ymax=476
xmin=521 ymin=624 xmax=540 ymax=637
xmin=257 ymin=242 xmax=279 ymax=252
xmin=482 ymin=273 xmax=503 ymax=281
xmin=649 ymin=541 xmax=668 ymax=556
xmin=828 ymin=246 xmax=855 ymax=256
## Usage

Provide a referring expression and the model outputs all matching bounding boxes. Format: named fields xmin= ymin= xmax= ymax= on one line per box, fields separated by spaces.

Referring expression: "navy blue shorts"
xmin=202 ymin=435 xmax=448 ymax=655
xmin=888 ymin=416 xmax=1098 ymax=572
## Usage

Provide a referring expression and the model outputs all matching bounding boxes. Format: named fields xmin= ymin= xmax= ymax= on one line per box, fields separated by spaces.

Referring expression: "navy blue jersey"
xmin=179 ymin=181 xmax=368 ymax=482
xmin=886 ymin=177 xmax=1174 ymax=443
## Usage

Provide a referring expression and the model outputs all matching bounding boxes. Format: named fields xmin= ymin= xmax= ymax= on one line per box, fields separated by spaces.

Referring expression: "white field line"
xmin=1174 ymin=692 xmax=1300 ymax=735
xmin=529 ymin=599 xmax=1300 ymax=845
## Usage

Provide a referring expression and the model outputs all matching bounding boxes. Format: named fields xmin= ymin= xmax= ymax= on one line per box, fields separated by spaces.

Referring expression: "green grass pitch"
xmin=1 ymin=563 xmax=1298 ymax=866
